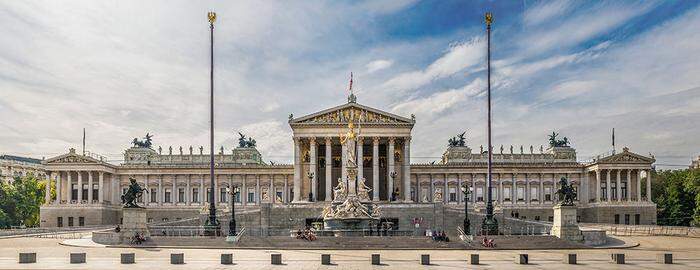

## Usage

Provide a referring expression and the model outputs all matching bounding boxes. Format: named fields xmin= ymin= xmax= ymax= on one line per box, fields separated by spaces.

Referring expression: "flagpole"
xmin=481 ymin=11 xmax=499 ymax=235
xmin=205 ymin=11 xmax=220 ymax=236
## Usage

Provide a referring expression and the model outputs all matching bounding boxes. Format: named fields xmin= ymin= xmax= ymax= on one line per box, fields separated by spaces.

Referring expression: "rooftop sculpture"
xmin=448 ymin=131 xmax=467 ymax=147
xmin=548 ymin=131 xmax=570 ymax=147
xmin=237 ymin=132 xmax=257 ymax=148
xmin=131 ymin=133 xmax=153 ymax=148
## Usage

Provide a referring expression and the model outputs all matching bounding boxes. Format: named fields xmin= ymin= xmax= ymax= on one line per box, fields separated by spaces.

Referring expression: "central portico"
xmin=289 ymin=97 xmax=415 ymax=203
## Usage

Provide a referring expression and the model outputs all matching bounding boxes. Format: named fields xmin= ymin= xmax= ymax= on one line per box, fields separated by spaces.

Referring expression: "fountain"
xmin=322 ymin=115 xmax=381 ymax=231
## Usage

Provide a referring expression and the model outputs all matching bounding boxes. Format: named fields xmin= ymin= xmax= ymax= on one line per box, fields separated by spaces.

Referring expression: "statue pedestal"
xmin=122 ymin=207 xmax=150 ymax=238
xmin=550 ymin=205 xmax=583 ymax=243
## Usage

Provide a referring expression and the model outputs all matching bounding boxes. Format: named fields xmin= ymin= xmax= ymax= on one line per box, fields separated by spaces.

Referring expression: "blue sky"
xmin=1 ymin=0 xmax=699 ymax=168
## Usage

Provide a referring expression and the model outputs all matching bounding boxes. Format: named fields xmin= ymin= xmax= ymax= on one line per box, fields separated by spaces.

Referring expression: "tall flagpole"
xmin=205 ymin=11 xmax=220 ymax=236
xmin=481 ymin=11 xmax=499 ymax=235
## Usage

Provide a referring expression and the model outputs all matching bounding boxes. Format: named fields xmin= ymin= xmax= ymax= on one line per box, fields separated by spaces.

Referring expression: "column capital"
xmin=373 ymin=137 xmax=380 ymax=144
xmin=404 ymin=136 xmax=411 ymax=142
xmin=325 ymin=136 xmax=332 ymax=144
xmin=357 ymin=136 xmax=364 ymax=143
xmin=388 ymin=137 xmax=396 ymax=143
xmin=309 ymin=137 xmax=316 ymax=144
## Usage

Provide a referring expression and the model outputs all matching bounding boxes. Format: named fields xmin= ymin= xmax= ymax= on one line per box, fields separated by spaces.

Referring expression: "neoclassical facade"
xmin=39 ymin=98 xmax=657 ymax=228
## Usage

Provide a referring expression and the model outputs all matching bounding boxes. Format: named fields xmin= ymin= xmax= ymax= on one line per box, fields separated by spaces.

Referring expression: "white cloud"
xmin=366 ymin=59 xmax=393 ymax=73
xmin=523 ymin=0 xmax=575 ymax=26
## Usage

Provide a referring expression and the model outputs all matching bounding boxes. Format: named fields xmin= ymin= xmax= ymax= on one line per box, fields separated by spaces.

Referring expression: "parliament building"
xmin=38 ymin=96 xmax=657 ymax=231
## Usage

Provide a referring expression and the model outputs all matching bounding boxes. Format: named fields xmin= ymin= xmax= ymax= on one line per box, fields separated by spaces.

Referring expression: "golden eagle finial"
xmin=485 ymin=12 xmax=493 ymax=26
xmin=207 ymin=11 xmax=217 ymax=24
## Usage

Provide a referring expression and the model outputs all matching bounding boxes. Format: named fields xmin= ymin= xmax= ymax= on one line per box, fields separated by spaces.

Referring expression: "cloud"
xmin=366 ymin=59 xmax=393 ymax=73
xmin=523 ymin=0 xmax=575 ymax=26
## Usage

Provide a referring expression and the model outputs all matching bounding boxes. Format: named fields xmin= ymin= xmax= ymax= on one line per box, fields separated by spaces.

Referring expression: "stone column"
xmin=512 ymin=174 xmax=516 ymax=203
xmin=242 ymin=175 xmax=247 ymax=205
xmin=200 ymin=175 xmax=204 ymax=204
xmin=87 ymin=171 xmax=93 ymax=203
xmin=144 ymin=175 xmax=149 ymax=206
xmin=228 ymin=175 xmax=233 ymax=204
xmin=56 ymin=172 xmax=62 ymax=204
xmin=357 ymin=137 xmax=363 ymax=182
xmin=443 ymin=174 xmax=448 ymax=203
xmin=284 ymin=175 xmax=289 ymax=204
xmin=77 ymin=171 xmax=83 ymax=203
xmin=372 ymin=137 xmax=379 ymax=201
xmin=429 ymin=174 xmax=434 ymax=202
xmin=309 ymin=137 xmax=317 ymax=201
xmin=186 ymin=175 xmax=191 ymax=205
xmin=626 ymin=169 xmax=632 ymax=202
xmin=605 ymin=170 xmax=611 ymax=202
xmin=173 ymin=175 xmax=178 ymax=204
xmin=637 ymin=170 xmax=642 ymax=202
xmin=44 ymin=173 xmax=51 ymax=204
xmin=457 ymin=174 xmax=462 ymax=203
xmin=470 ymin=174 xmax=476 ymax=203
xmin=292 ymin=137 xmax=301 ymax=202
xmin=256 ymin=175 xmax=261 ymax=204
xmin=498 ymin=174 xmax=503 ymax=204
xmin=98 ymin=172 xmax=104 ymax=203
xmin=387 ymin=137 xmax=395 ymax=200
xmin=416 ymin=174 xmax=421 ymax=202
xmin=67 ymin=171 xmax=73 ymax=202
xmin=539 ymin=174 xmax=544 ymax=204
xmin=214 ymin=174 xmax=219 ymax=205
xmin=270 ymin=175 xmax=275 ymax=203
xmin=325 ymin=137 xmax=332 ymax=201
xmin=595 ymin=170 xmax=601 ymax=202
xmin=646 ymin=169 xmax=652 ymax=201
xmin=616 ymin=170 xmax=622 ymax=202
xmin=525 ymin=174 xmax=530 ymax=204
xmin=403 ymin=137 xmax=411 ymax=202
xmin=341 ymin=141 xmax=347 ymax=183
xmin=158 ymin=175 xmax=163 ymax=205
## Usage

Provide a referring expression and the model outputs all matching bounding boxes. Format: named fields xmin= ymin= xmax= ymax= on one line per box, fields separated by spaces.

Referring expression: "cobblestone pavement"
xmin=1 ymin=236 xmax=699 ymax=269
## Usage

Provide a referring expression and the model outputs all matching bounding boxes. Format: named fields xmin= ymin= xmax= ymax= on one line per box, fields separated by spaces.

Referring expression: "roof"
xmin=0 ymin=155 xmax=42 ymax=164
xmin=289 ymin=101 xmax=414 ymax=126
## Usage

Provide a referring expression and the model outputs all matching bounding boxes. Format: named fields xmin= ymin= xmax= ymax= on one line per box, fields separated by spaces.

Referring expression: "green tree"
xmin=653 ymin=169 xmax=700 ymax=226
xmin=0 ymin=174 xmax=46 ymax=228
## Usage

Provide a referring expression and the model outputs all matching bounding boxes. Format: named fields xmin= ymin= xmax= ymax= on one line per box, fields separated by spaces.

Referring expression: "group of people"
xmin=481 ymin=237 xmax=496 ymax=248
xmin=295 ymin=227 xmax=317 ymax=241
xmin=431 ymin=230 xmax=450 ymax=242
xmin=131 ymin=232 xmax=147 ymax=245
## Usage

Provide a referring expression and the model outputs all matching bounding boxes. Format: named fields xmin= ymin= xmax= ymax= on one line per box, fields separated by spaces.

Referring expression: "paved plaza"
xmin=1 ymin=236 xmax=699 ymax=269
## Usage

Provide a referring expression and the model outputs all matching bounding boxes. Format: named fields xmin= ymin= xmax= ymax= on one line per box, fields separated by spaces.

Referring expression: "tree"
xmin=652 ymin=169 xmax=700 ymax=226
xmin=0 ymin=174 xmax=46 ymax=228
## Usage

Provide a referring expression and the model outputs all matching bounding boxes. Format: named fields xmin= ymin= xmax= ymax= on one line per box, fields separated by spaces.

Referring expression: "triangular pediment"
xmin=289 ymin=102 xmax=414 ymax=126
xmin=44 ymin=148 xmax=103 ymax=165
xmin=596 ymin=148 xmax=655 ymax=164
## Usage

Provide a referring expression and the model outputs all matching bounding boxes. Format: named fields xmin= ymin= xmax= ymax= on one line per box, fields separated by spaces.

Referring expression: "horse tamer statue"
xmin=555 ymin=177 xmax=577 ymax=206
xmin=121 ymin=177 xmax=147 ymax=208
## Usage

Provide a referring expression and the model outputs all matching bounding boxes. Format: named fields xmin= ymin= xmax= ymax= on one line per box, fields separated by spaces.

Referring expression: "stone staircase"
xmin=235 ymin=235 xmax=467 ymax=249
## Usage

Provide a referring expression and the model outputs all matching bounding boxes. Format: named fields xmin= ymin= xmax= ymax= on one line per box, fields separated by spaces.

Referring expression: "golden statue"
xmin=485 ymin=12 xmax=493 ymax=26
xmin=207 ymin=11 xmax=217 ymax=24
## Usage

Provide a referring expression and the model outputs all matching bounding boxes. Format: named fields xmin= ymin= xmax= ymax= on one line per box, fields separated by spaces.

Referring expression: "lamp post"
xmin=461 ymin=183 xmax=472 ymax=235
xmin=307 ymin=172 xmax=314 ymax=202
xmin=228 ymin=186 xmax=239 ymax=236
xmin=390 ymin=171 xmax=397 ymax=201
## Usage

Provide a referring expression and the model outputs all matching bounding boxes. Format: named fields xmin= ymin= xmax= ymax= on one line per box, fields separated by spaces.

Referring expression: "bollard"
xmin=221 ymin=253 xmax=233 ymax=265
xmin=469 ymin=254 xmax=479 ymax=265
xmin=421 ymin=254 xmax=430 ymax=265
xmin=271 ymin=253 xmax=282 ymax=265
xmin=19 ymin=253 xmax=36 ymax=264
xmin=657 ymin=253 xmax=672 ymax=264
xmin=563 ymin=254 xmax=576 ymax=264
xmin=371 ymin=254 xmax=381 ymax=265
xmin=121 ymin=253 xmax=135 ymax=264
xmin=321 ymin=254 xmax=331 ymax=265
xmin=611 ymin=253 xmax=625 ymax=264
xmin=70 ymin=253 xmax=86 ymax=264
xmin=171 ymin=253 xmax=184 ymax=264
xmin=516 ymin=254 xmax=528 ymax=264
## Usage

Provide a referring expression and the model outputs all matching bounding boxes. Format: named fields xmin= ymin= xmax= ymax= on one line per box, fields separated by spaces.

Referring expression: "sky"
xmin=1 ymin=0 xmax=699 ymax=169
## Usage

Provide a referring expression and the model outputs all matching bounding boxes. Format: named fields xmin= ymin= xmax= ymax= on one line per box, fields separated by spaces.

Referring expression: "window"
xmin=92 ymin=184 xmax=99 ymax=201
xmin=147 ymin=218 xmax=153 ymax=223
xmin=162 ymin=218 xmax=169 ymax=222
xmin=206 ymin=189 xmax=212 ymax=203
xmin=634 ymin=214 xmax=640 ymax=225
xmin=624 ymin=214 xmax=630 ymax=225
xmin=178 ymin=188 xmax=185 ymax=203
xmin=411 ymin=187 xmax=416 ymax=202
xmin=72 ymin=184 xmax=79 ymax=201
xmin=548 ymin=216 xmax=553 ymax=222
xmin=621 ymin=182 xmax=627 ymax=200
xmin=491 ymin=187 xmax=498 ymax=201
xmin=476 ymin=187 xmax=484 ymax=202
xmin=544 ymin=187 xmax=552 ymax=201
xmin=449 ymin=187 xmax=457 ymax=202
xmin=276 ymin=191 xmax=283 ymax=203
xmin=601 ymin=182 xmax=607 ymax=200
xmin=611 ymin=182 xmax=617 ymax=200
xmin=68 ymin=217 xmax=74 ymax=227
xmin=530 ymin=187 xmax=538 ymax=201
xmin=57 ymin=217 xmax=63 ymax=227
xmin=164 ymin=188 xmax=172 ymax=203
xmin=614 ymin=214 xmax=620 ymax=224
xmin=503 ymin=187 xmax=511 ymax=201
xmin=192 ymin=188 xmax=199 ymax=203
xmin=78 ymin=217 xmax=85 ymax=227
xmin=235 ymin=190 xmax=241 ymax=203
xmin=535 ymin=216 xmax=540 ymax=221
xmin=517 ymin=187 xmax=525 ymax=201
xmin=81 ymin=184 xmax=88 ymax=201
xmin=220 ymin=188 xmax=228 ymax=203
xmin=150 ymin=188 xmax=157 ymax=203
xmin=248 ymin=188 xmax=255 ymax=203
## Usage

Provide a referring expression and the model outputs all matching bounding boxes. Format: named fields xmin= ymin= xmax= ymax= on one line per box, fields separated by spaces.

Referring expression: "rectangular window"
xmin=635 ymin=214 xmax=640 ymax=225
xmin=57 ymin=217 xmax=63 ymax=227
xmin=220 ymin=188 xmax=228 ymax=203
xmin=624 ymin=214 xmax=630 ymax=225
xmin=81 ymin=184 xmax=88 ymax=201
xmin=611 ymin=182 xmax=617 ymax=200
xmin=192 ymin=188 xmax=199 ymax=203
xmin=178 ymin=188 xmax=185 ymax=203
xmin=92 ymin=184 xmax=99 ymax=202
xmin=621 ymin=182 xmax=627 ymax=200
xmin=78 ymin=217 xmax=85 ymax=227
xmin=476 ymin=187 xmax=484 ymax=202
xmin=449 ymin=187 xmax=456 ymax=202
xmin=276 ymin=191 xmax=283 ymax=203
xmin=548 ymin=216 xmax=553 ymax=222
xmin=503 ymin=187 xmax=511 ymax=201
xmin=164 ymin=188 xmax=172 ymax=203
xmin=491 ymin=187 xmax=498 ymax=201
xmin=72 ymin=184 xmax=79 ymax=201
xmin=614 ymin=214 xmax=620 ymax=224
xmin=601 ymin=182 xmax=607 ymax=200
xmin=534 ymin=216 xmax=540 ymax=221
xmin=150 ymin=188 xmax=157 ymax=203
xmin=545 ymin=187 xmax=552 ymax=201
xmin=248 ymin=188 xmax=255 ymax=203
xmin=234 ymin=190 xmax=241 ymax=203
xmin=147 ymin=218 xmax=153 ymax=223
xmin=411 ymin=187 xmax=416 ymax=202
xmin=68 ymin=217 xmax=74 ymax=227
xmin=530 ymin=187 xmax=538 ymax=201
xmin=517 ymin=187 xmax=525 ymax=201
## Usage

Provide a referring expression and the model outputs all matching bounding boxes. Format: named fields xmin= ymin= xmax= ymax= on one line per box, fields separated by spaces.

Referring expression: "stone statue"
xmin=131 ymin=133 xmax=153 ymax=148
xmin=540 ymin=145 xmax=544 ymax=153
xmin=371 ymin=205 xmax=382 ymax=218
xmin=448 ymin=131 xmax=467 ymax=147
xmin=510 ymin=145 xmax=514 ymax=154
xmin=121 ymin=178 xmax=147 ymax=208
xmin=500 ymin=145 xmax=504 ymax=154
xmin=237 ymin=132 xmax=257 ymax=148
xmin=333 ymin=180 xmax=347 ymax=201
xmin=357 ymin=177 xmax=371 ymax=201
xmin=168 ymin=146 xmax=172 ymax=155
xmin=261 ymin=189 xmax=269 ymax=202
xmin=158 ymin=146 xmax=162 ymax=154
xmin=199 ymin=146 xmax=204 ymax=155
xmin=520 ymin=145 xmax=524 ymax=154
xmin=555 ymin=177 xmax=577 ymax=206
xmin=479 ymin=145 xmax=483 ymax=154
xmin=179 ymin=146 xmax=183 ymax=155
xmin=189 ymin=146 xmax=193 ymax=155
xmin=288 ymin=113 xmax=293 ymax=121
xmin=433 ymin=188 xmax=443 ymax=202
xmin=322 ymin=205 xmax=335 ymax=218
xmin=530 ymin=145 xmax=534 ymax=154
xmin=548 ymin=131 xmax=570 ymax=147
xmin=220 ymin=146 xmax=224 ymax=154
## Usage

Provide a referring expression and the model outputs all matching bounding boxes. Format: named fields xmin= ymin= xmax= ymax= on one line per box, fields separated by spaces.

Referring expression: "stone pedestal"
xmin=550 ymin=205 xmax=583 ymax=243
xmin=122 ymin=207 xmax=150 ymax=238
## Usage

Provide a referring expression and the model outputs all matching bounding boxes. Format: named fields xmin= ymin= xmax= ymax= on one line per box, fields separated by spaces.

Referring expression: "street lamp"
xmin=461 ymin=183 xmax=473 ymax=235
xmin=227 ymin=186 xmax=239 ymax=236
xmin=307 ymin=172 xmax=314 ymax=202
xmin=390 ymin=171 xmax=397 ymax=201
